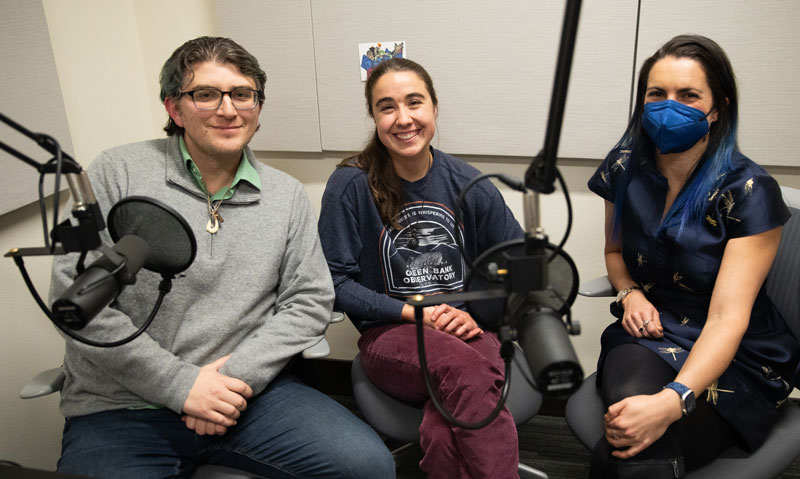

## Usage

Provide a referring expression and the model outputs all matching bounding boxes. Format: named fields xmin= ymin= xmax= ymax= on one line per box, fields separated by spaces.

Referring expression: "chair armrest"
xmin=302 ymin=338 xmax=331 ymax=359
xmin=578 ymin=275 xmax=615 ymax=297
xmin=20 ymin=367 xmax=65 ymax=399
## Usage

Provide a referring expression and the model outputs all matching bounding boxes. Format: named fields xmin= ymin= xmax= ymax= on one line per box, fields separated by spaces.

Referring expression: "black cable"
xmin=13 ymin=255 xmax=168 ymax=347
xmin=453 ymin=172 xmax=527 ymax=281
xmin=37 ymin=171 xmax=50 ymax=248
xmin=454 ymin=169 xmax=574 ymax=268
xmin=414 ymin=304 xmax=512 ymax=429
xmin=32 ymin=137 xmax=66 ymax=251
xmin=548 ymin=168 xmax=573 ymax=263
xmin=52 ymin=140 xmax=63 ymax=253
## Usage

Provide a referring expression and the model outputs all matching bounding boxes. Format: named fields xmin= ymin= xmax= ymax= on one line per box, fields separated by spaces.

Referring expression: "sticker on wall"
xmin=358 ymin=42 xmax=406 ymax=81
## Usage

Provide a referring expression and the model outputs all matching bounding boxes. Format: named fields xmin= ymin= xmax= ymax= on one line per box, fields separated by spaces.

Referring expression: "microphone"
xmin=515 ymin=303 xmax=583 ymax=395
xmin=52 ymin=235 xmax=149 ymax=330
xmin=466 ymin=234 xmax=583 ymax=395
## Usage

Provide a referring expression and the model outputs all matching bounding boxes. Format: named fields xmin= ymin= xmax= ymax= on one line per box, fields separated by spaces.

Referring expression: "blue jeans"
xmin=58 ymin=372 xmax=395 ymax=479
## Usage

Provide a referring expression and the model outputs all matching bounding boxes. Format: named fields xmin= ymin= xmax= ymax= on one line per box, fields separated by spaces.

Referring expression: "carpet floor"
xmin=388 ymin=413 xmax=800 ymax=479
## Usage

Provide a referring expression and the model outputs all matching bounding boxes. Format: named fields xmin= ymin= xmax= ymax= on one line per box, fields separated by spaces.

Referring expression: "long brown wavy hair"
xmin=338 ymin=58 xmax=438 ymax=229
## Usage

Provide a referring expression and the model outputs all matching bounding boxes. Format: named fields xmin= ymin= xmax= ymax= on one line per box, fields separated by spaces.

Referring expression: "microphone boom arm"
xmin=1 ymin=112 xmax=105 ymax=257
xmin=524 ymin=0 xmax=582 ymax=196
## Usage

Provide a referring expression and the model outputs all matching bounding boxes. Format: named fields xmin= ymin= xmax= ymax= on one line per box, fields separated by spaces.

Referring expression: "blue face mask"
xmin=641 ymin=100 xmax=712 ymax=154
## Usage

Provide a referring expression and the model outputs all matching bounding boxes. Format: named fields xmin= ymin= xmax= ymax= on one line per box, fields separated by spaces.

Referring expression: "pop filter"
xmin=466 ymin=238 xmax=578 ymax=330
xmin=106 ymin=196 xmax=196 ymax=278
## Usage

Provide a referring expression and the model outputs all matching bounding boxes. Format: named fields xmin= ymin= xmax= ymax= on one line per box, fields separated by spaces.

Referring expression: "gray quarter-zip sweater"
xmin=49 ymin=135 xmax=334 ymax=417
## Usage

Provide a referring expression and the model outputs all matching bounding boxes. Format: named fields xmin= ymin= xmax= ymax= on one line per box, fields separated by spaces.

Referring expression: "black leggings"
xmin=590 ymin=343 xmax=743 ymax=475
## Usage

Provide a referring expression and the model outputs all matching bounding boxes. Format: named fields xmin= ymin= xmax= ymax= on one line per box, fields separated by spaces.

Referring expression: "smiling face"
xmin=645 ymin=56 xmax=718 ymax=123
xmin=164 ymin=61 xmax=261 ymax=165
xmin=370 ymin=70 xmax=437 ymax=166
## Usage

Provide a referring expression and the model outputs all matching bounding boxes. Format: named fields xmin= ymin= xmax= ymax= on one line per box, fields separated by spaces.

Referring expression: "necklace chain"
xmin=206 ymin=186 xmax=231 ymax=234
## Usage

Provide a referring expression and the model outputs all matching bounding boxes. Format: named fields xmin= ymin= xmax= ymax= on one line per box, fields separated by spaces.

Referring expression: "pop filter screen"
xmin=465 ymin=239 xmax=578 ymax=331
xmin=106 ymin=196 xmax=197 ymax=277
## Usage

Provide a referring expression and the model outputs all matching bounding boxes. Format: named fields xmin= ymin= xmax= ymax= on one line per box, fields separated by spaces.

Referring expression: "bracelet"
xmin=615 ymin=285 xmax=641 ymax=305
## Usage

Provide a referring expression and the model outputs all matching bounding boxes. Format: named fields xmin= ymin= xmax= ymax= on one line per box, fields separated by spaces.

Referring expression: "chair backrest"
xmin=765 ymin=186 xmax=800 ymax=339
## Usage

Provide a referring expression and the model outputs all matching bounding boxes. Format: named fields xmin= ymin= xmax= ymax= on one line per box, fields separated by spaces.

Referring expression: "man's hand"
xmin=430 ymin=304 xmax=484 ymax=341
xmin=182 ymin=355 xmax=253 ymax=429
xmin=181 ymin=414 xmax=228 ymax=436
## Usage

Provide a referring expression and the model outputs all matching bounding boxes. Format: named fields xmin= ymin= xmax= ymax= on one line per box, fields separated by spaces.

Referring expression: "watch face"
xmin=683 ymin=390 xmax=696 ymax=415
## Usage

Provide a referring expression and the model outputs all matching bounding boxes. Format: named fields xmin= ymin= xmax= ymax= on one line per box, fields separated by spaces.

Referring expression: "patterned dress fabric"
xmin=588 ymin=148 xmax=800 ymax=450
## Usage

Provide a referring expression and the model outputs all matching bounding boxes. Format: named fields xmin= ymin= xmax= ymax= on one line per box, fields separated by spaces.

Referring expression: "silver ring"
xmin=612 ymin=432 xmax=619 ymax=440
xmin=643 ymin=320 xmax=651 ymax=327
xmin=638 ymin=327 xmax=644 ymax=333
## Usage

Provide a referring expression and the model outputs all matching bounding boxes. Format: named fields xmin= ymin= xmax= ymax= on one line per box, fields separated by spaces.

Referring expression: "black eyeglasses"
xmin=179 ymin=87 xmax=261 ymax=111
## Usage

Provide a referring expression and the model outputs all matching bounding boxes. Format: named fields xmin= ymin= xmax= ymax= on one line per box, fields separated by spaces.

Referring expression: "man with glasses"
xmin=50 ymin=36 xmax=395 ymax=478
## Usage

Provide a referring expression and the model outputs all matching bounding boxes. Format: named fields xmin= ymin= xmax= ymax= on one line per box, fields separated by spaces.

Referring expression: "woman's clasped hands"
xmin=426 ymin=304 xmax=484 ymax=341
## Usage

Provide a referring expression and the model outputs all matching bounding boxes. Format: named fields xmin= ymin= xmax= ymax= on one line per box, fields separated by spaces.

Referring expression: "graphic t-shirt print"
xmin=380 ymin=201 xmax=465 ymax=297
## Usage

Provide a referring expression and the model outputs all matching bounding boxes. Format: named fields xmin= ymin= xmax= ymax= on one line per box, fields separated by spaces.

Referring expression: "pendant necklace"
xmin=206 ymin=187 xmax=231 ymax=234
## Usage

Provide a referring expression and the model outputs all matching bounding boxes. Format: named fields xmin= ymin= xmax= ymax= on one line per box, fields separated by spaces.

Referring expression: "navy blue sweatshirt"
xmin=318 ymin=148 xmax=524 ymax=331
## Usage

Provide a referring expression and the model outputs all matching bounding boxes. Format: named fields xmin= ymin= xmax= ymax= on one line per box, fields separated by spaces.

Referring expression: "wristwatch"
xmin=664 ymin=382 xmax=696 ymax=416
xmin=615 ymin=285 xmax=640 ymax=305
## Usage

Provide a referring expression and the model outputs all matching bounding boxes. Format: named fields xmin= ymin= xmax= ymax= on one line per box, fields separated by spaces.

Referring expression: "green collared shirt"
xmin=179 ymin=135 xmax=261 ymax=200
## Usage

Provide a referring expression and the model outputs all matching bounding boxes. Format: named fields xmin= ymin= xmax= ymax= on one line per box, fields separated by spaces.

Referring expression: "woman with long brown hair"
xmin=319 ymin=58 xmax=523 ymax=478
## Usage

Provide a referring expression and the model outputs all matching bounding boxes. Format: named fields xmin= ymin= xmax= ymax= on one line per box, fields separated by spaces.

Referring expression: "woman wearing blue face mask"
xmin=586 ymin=35 xmax=800 ymax=478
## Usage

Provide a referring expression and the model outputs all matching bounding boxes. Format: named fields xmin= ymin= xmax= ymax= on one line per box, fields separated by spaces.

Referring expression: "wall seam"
xmin=628 ymin=0 xmax=642 ymax=119
xmin=308 ymin=0 xmax=324 ymax=153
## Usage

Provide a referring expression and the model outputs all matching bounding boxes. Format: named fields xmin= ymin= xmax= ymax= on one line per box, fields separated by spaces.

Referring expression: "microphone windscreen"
xmin=106 ymin=197 xmax=197 ymax=277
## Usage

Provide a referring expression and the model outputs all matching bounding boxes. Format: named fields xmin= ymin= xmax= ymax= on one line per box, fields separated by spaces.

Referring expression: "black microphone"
xmin=52 ymin=235 xmax=149 ymax=330
xmin=511 ymin=292 xmax=583 ymax=395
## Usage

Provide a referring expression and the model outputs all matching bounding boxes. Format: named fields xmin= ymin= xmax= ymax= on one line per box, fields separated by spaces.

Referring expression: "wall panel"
xmin=637 ymin=0 xmax=800 ymax=166
xmin=217 ymin=0 xmax=322 ymax=152
xmin=0 ymin=0 xmax=73 ymax=215
xmin=311 ymin=0 xmax=636 ymax=159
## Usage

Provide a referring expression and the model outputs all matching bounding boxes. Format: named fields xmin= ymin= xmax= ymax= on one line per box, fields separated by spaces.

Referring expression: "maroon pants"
xmin=359 ymin=323 xmax=519 ymax=479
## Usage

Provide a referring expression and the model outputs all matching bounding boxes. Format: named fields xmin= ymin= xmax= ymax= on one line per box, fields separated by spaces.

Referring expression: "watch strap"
xmin=664 ymin=382 xmax=695 ymax=416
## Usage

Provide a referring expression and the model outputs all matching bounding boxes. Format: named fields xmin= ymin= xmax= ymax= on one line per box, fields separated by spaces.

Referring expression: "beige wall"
xmin=1 ymin=0 xmax=798 ymax=470
xmin=0 ymin=0 xmax=219 ymax=469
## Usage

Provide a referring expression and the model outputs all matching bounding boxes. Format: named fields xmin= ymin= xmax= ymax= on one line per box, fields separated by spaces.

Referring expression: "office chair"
xmin=351 ymin=342 xmax=549 ymax=479
xmin=20 ymin=314 xmax=344 ymax=479
xmin=564 ymin=186 xmax=800 ymax=478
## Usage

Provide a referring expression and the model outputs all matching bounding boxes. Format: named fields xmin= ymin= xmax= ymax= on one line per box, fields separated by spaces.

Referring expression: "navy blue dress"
xmin=588 ymin=148 xmax=799 ymax=450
